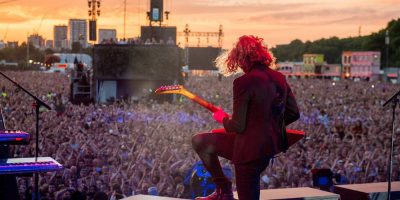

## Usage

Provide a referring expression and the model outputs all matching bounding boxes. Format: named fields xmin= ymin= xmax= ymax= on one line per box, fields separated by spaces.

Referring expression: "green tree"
xmin=272 ymin=18 xmax=400 ymax=67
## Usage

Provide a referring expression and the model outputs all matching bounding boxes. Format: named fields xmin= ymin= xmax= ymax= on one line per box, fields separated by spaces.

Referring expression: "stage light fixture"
xmin=311 ymin=168 xmax=333 ymax=190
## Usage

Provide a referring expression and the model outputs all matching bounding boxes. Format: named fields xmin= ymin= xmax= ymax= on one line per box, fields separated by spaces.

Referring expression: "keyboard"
xmin=0 ymin=157 xmax=63 ymax=175
xmin=0 ymin=130 xmax=30 ymax=145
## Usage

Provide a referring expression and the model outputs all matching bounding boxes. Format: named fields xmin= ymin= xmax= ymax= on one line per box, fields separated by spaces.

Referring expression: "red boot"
xmin=195 ymin=188 xmax=234 ymax=200
xmin=195 ymin=188 xmax=222 ymax=200
xmin=195 ymin=178 xmax=234 ymax=200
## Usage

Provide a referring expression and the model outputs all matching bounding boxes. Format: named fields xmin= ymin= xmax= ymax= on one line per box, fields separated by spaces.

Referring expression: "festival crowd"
xmin=0 ymin=71 xmax=399 ymax=199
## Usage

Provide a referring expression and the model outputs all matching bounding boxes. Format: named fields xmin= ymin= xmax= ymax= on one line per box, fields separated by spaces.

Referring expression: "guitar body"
xmin=212 ymin=128 xmax=303 ymax=150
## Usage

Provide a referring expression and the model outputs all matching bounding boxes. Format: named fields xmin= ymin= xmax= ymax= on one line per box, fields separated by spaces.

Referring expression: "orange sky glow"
xmin=0 ymin=0 xmax=399 ymax=48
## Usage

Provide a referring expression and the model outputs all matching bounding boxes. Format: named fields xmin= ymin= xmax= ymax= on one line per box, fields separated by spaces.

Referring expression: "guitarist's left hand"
xmin=212 ymin=107 xmax=229 ymax=124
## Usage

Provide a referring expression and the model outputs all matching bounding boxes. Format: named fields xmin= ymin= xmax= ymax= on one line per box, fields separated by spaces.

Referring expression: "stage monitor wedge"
xmin=334 ymin=182 xmax=400 ymax=200
xmin=234 ymin=187 xmax=339 ymax=200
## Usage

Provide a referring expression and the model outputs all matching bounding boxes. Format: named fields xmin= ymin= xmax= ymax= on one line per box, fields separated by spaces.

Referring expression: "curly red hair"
xmin=224 ymin=35 xmax=274 ymax=74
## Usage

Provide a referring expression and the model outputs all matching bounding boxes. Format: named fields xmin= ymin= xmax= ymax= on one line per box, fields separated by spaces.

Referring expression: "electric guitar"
xmin=155 ymin=85 xmax=304 ymax=147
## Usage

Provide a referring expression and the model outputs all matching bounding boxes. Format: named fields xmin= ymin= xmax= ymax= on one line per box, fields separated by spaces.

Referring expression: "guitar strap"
xmin=280 ymin=78 xmax=290 ymax=153
xmin=266 ymin=70 xmax=289 ymax=155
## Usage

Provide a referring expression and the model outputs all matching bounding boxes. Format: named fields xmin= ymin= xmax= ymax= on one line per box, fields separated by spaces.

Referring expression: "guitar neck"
xmin=181 ymin=90 xmax=220 ymax=113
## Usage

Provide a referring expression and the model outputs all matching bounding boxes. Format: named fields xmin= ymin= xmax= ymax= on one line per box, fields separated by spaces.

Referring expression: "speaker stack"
xmin=150 ymin=0 xmax=164 ymax=22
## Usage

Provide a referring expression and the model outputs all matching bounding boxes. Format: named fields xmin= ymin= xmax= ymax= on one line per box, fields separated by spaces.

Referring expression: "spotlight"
xmin=311 ymin=168 xmax=333 ymax=191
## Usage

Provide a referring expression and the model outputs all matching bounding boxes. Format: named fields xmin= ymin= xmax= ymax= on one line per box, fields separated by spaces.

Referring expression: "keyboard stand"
xmin=0 ymin=71 xmax=52 ymax=200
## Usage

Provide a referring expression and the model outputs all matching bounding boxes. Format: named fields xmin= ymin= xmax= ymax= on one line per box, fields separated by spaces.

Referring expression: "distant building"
xmin=0 ymin=41 xmax=5 ymax=49
xmin=28 ymin=34 xmax=45 ymax=48
xmin=276 ymin=61 xmax=303 ymax=76
xmin=46 ymin=40 xmax=53 ymax=49
xmin=61 ymin=40 xmax=69 ymax=50
xmin=342 ymin=51 xmax=352 ymax=78
xmin=98 ymin=29 xmax=117 ymax=44
xmin=342 ymin=51 xmax=381 ymax=79
xmin=303 ymin=54 xmax=324 ymax=75
xmin=54 ymin=25 xmax=68 ymax=49
xmin=321 ymin=64 xmax=341 ymax=77
xmin=383 ymin=67 xmax=400 ymax=84
xmin=69 ymin=19 xmax=87 ymax=48
xmin=276 ymin=61 xmax=341 ymax=78
xmin=7 ymin=41 xmax=18 ymax=48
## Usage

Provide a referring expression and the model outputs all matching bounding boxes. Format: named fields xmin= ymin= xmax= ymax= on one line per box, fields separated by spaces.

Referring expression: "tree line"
xmin=271 ymin=18 xmax=400 ymax=68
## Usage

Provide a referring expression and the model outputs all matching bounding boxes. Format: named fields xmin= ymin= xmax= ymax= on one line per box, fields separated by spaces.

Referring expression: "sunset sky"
xmin=0 ymin=0 xmax=399 ymax=47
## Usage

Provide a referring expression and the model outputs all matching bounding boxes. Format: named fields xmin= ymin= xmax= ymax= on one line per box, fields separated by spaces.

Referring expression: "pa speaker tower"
xmin=150 ymin=0 xmax=163 ymax=22
xmin=89 ymin=20 xmax=97 ymax=41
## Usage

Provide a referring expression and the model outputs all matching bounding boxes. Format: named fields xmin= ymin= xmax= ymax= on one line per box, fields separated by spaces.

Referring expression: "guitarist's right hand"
xmin=211 ymin=128 xmax=226 ymax=133
xmin=212 ymin=107 xmax=229 ymax=124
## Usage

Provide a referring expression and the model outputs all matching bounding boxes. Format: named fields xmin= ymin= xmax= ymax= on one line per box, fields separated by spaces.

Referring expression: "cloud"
xmin=172 ymin=1 xmax=319 ymax=15
xmin=0 ymin=10 xmax=30 ymax=23
xmin=246 ymin=7 xmax=398 ymax=26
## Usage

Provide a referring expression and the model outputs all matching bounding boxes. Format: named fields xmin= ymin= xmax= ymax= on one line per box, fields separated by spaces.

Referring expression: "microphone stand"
xmin=0 ymin=71 xmax=51 ymax=200
xmin=382 ymin=89 xmax=400 ymax=200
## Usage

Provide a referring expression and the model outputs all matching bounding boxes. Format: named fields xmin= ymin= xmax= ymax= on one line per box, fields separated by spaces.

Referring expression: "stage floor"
xmin=334 ymin=182 xmax=400 ymax=200
xmin=235 ymin=187 xmax=339 ymax=200
xmin=122 ymin=195 xmax=187 ymax=200
xmin=123 ymin=187 xmax=339 ymax=200
xmin=335 ymin=181 xmax=400 ymax=193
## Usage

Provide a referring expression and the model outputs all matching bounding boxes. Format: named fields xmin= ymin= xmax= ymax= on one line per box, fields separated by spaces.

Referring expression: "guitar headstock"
xmin=155 ymin=85 xmax=185 ymax=95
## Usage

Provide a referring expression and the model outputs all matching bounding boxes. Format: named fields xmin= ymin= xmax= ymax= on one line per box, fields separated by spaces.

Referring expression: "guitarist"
xmin=192 ymin=35 xmax=300 ymax=200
